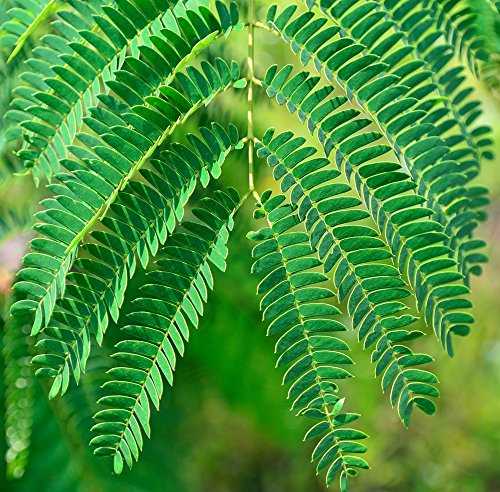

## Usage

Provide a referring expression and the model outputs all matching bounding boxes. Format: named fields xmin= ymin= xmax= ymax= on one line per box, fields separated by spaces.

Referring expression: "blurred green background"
xmin=0 ymin=1 xmax=499 ymax=491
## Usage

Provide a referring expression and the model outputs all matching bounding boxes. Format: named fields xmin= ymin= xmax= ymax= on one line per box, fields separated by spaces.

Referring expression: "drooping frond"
xmin=2 ymin=304 xmax=35 ymax=479
xmin=8 ymin=0 xmax=242 ymax=184
xmin=258 ymin=66 xmax=475 ymax=355
xmin=249 ymin=191 xmax=369 ymax=489
xmin=265 ymin=5 xmax=490 ymax=279
xmin=32 ymin=123 xmax=243 ymax=398
xmin=314 ymin=0 xmax=493 ymax=164
xmin=0 ymin=0 xmax=491 ymax=487
xmin=90 ymin=187 xmax=239 ymax=473
xmin=256 ymin=130 xmax=440 ymax=426
xmin=10 ymin=59 xmax=245 ymax=340
xmin=311 ymin=0 xmax=490 ymax=76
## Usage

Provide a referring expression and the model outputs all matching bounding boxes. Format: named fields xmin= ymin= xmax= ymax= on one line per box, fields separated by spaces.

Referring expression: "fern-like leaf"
xmin=266 ymin=4 xmax=489 ymax=279
xmin=256 ymin=130 xmax=440 ymax=425
xmin=10 ymin=58 xmax=245 ymax=338
xmin=421 ymin=0 xmax=490 ymax=74
xmin=91 ymin=187 xmax=239 ymax=473
xmin=249 ymin=192 xmax=369 ymax=489
xmin=259 ymin=66 xmax=474 ymax=355
xmin=9 ymin=0 xmax=242 ymax=184
xmin=0 ymin=0 xmax=58 ymax=63
xmin=33 ymin=123 xmax=243 ymax=397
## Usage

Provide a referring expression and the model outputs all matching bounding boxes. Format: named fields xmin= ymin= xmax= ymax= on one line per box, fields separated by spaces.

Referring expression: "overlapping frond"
xmin=8 ymin=0 xmax=242 ymax=184
xmin=265 ymin=4 xmax=489 ymax=280
xmin=314 ymin=0 xmax=492 ymax=164
xmin=10 ymin=58 xmax=245 ymax=341
xmin=256 ymin=131 xmax=440 ymax=426
xmin=249 ymin=191 xmax=369 ymax=489
xmin=310 ymin=0 xmax=490 ymax=76
xmin=259 ymin=66 xmax=474 ymax=355
xmin=32 ymin=123 xmax=243 ymax=397
xmin=5 ymin=0 xmax=109 ymax=165
xmin=311 ymin=0 xmax=493 ymax=233
xmin=90 ymin=187 xmax=239 ymax=473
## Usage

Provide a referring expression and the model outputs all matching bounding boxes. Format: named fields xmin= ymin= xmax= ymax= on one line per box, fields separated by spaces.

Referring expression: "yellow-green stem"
xmin=247 ymin=0 xmax=256 ymax=192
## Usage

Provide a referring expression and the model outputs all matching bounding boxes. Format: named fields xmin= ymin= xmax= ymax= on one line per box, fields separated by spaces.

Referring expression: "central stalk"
xmin=247 ymin=0 xmax=255 ymax=192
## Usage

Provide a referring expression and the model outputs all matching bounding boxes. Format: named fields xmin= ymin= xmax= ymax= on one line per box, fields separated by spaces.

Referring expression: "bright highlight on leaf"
xmin=0 ymin=0 xmax=495 ymax=489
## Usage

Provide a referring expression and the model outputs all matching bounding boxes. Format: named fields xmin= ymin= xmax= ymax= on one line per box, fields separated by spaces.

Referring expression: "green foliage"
xmin=0 ymin=0 xmax=496 ymax=490
xmin=91 ymin=187 xmax=240 ymax=472
xmin=249 ymin=194 xmax=369 ymax=488
xmin=254 ymin=131 xmax=440 ymax=426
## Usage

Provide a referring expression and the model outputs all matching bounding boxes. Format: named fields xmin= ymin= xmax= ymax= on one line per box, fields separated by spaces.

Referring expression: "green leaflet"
xmin=5 ymin=0 xmax=112 ymax=180
xmin=256 ymin=130 xmax=439 ymax=427
xmin=91 ymin=187 xmax=240 ymax=472
xmin=33 ymin=123 xmax=243 ymax=397
xmin=260 ymin=65 xmax=475 ymax=356
xmin=10 ymin=58 xmax=245 ymax=340
xmin=316 ymin=0 xmax=492 ymax=278
xmin=342 ymin=0 xmax=492 ymax=163
xmin=1 ymin=0 xmax=489 ymax=488
xmin=249 ymin=191 xmax=369 ymax=489
xmin=421 ymin=0 xmax=490 ymax=75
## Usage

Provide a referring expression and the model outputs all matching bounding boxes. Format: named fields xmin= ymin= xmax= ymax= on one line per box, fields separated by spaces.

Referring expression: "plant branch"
xmin=247 ymin=0 xmax=256 ymax=192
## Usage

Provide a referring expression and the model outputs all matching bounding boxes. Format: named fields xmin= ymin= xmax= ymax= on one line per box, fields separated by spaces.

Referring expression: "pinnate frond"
xmin=10 ymin=58 xmax=245 ymax=340
xmin=33 ymin=123 xmax=243 ymax=398
xmin=9 ymin=0 xmax=242 ymax=183
xmin=0 ymin=0 xmax=58 ymax=63
xmin=266 ymin=4 xmax=489 ymax=279
xmin=256 ymin=130 xmax=440 ymax=426
xmin=0 ymin=0 xmax=491 ymax=487
xmin=249 ymin=191 xmax=369 ymax=489
xmin=259 ymin=65 xmax=475 ymax=356
xmin=91 ymin=187 xmax=239 ymax=473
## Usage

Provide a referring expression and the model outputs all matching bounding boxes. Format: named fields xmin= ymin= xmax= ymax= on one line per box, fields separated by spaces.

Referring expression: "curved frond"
xmin=0 ymin=0 xmax=58 ymax=63
xmin=310 ymin=0 xmax=489 ymax=75
xmin=249 ymin=192 xmax=369 ymax=489
xmin=8 ymin=0 xmax=242 ymax=184
xmin=256 ymin=131 xmax=440 ymax=426
xmin=90 ymin=187 xmax=240 ymax=473
xmin=259 ymin=66 xmax=474 ymax=355
xmin=421 ymin=0 xmax=490 ymax=74
xmin=32 ymin=123 xmax=243 ymax=397
xmin=10 ymin=58 xmax=245 ymax=339
xmin=315 ymin=0 xmax=492 ymax=164
xmin=266 ymin=4 xmax=489 ymax=279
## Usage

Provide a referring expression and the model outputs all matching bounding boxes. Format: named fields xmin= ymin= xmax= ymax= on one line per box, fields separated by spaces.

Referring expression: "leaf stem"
xmin=247 ymin=0 xmax=256 ymax=192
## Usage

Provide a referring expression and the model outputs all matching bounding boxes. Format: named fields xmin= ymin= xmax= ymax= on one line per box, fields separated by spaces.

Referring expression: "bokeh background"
xmin=0 ymin=1 xmax=499 ymax=491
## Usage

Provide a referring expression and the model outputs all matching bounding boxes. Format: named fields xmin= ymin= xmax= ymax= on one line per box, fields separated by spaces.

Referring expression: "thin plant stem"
xmin=247 ymin=0 xmax=256 ymax=192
